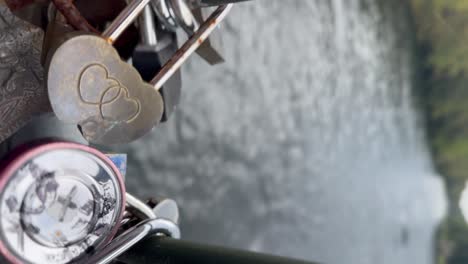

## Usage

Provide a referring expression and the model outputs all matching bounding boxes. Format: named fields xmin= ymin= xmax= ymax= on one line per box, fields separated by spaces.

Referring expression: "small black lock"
xmin=132 ymin=6 xmax=181 ymax=122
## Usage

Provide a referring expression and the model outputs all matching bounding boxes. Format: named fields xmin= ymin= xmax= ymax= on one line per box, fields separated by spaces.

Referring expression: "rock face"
xmin=118 ymin=1 xmax=446 ymax=264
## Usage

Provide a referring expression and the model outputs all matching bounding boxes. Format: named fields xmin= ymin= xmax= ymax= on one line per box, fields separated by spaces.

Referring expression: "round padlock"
xmin=0 ymin=142 xmax=125 ymax=264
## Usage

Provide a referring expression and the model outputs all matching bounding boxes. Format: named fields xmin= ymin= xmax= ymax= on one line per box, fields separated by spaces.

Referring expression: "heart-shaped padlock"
xmin=47 ymin=34 xmax=164 ymax=145
xmin=46 ymin=0 xmax=164 ymax=145
xmin=47 ymin=0 xmax=232 ymax=145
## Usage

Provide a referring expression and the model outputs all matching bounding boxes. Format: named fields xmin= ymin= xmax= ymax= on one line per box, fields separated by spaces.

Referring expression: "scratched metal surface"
xmin=120 ymin=0 xmax=445 ymax=263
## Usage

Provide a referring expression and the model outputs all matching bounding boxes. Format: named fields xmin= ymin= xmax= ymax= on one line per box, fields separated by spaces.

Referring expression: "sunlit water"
xmin=118 ymin=1 xmax=447 ymax=263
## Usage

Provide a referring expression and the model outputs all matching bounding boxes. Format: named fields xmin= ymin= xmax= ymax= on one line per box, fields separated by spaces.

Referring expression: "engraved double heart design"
xmin=48 ymin=35 xmax=164 ymax=145
xmin=78 ymin=64 xmax=140 ymax=123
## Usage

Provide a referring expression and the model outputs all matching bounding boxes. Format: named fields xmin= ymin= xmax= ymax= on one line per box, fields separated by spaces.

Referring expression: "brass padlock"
xmin=47 ymin=1 xmax=233 ymax=145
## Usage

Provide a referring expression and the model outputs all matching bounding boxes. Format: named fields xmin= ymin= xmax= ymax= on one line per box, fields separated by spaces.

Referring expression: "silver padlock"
xmin=82 ymin=193 xmax=180 ymax=264
xmin=0 ymin=141 xmax=126 ymax=264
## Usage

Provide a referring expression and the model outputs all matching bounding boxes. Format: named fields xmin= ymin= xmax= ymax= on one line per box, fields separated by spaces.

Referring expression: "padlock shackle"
xmin=84 ymin=218 xmax=180 ymax=264
xmin=139 ymin=6 xmax=158 ymax=46
xmin=102 ymin=2 xmax=233 ymax=90
xmin=126 ymin=193 xmax=157 ymax=219
xmin=150 ymin=4 xmax=233 ymax=90
xmin=103 ymin=0 xmax=152 ymax=43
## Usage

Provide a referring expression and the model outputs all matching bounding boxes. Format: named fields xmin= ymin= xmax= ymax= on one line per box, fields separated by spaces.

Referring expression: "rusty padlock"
xmin=47 ymin=0 xmax=164 ymax=145
xmin=47 ymin=1 xmax=233 ymax=145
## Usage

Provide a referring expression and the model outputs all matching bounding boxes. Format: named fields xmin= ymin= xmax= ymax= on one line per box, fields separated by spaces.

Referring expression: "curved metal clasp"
xmin=85 ymin=218 xmax=180 ymax=264
xmin=80 ymin=193 xmax=181 ymax=264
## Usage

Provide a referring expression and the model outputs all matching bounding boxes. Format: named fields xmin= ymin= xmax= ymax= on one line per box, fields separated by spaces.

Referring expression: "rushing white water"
xmin=120 ymin=1 xmax=447 ymax=263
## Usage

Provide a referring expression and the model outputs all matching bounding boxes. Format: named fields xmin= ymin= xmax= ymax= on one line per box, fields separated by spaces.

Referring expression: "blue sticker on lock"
xmin=106 ymin=153 xmax=127 ymax=179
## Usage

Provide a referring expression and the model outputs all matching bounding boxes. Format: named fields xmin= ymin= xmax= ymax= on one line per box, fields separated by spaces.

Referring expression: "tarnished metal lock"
xmin=0 ymin=141 xmax=126 ymax=264
xmin=47 ymin=1 xmax=233 ymax=145
xmin=41 ymin=5 xmax=76 ymax=66
xmin=47 ymin=0 xmax=165 ymax=145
